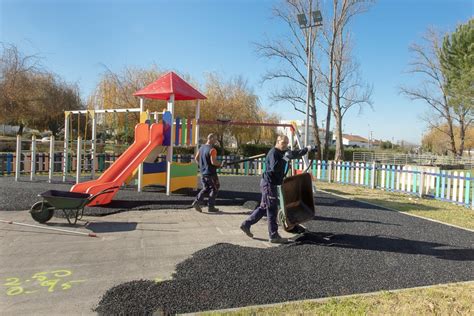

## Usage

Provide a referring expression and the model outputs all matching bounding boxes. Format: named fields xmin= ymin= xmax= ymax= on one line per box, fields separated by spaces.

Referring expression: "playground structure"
xmin=66 ymin=72 xmax=206 ymax=203
xmin=10 ymin=114 xmax=310 ymax=186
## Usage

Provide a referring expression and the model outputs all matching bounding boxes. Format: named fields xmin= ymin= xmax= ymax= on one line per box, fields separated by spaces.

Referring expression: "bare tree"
xmin=400 ymin=29 xmax=457 ymax=156
xmin=256 ymin=0 xmax=323 ymax=160
xmin=257 ymin=0 xmax=371 ymax=161
xmin=315 ymin=0 xmax=372 ymax=160
xmin=332 ymin=32 xmax=373 ymax=160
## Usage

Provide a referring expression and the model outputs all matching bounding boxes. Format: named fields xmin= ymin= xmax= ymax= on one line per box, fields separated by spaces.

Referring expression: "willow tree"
xmin=200 ymin=73 xmax=265 ymax=151
xmin=0 ymin=44 xmax=82 ymax=136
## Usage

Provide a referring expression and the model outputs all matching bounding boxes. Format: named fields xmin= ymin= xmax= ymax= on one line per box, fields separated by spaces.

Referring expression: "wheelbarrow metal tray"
xmin=280 ymin=173 xmax=315 ymax=226
xmin=39 ymin=190 xmax=91 ymax=209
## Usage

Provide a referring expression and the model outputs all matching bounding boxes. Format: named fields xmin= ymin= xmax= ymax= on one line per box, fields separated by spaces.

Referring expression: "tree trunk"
xmin=310 ymin=83 xmax=322 ymax=160
xmin=17 ymin=123 xmax=24 ymax=136
xmin=334 ymin=108 xmax=344 ymax=161
xmin=458 ymin=112 xmax=466 ymax=157
xmin=218 ymin=133 xmax=225 ymax=156
xmin=323 ymin=0 xmax=339 ymax=161
xmin=446 ymin=115 xmax=457 ymax=156
xmin=333 ymin=69 xmax=344 ymax=161
xmin=323 ymin=66 xmax=334 ymax=161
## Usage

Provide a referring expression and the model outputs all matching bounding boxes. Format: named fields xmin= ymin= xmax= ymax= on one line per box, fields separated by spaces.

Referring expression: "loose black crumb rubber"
xmin=93 ymin=188 xmax=474 ymax=314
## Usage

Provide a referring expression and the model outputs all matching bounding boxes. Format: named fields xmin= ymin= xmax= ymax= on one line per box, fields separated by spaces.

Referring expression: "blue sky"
xmin=1 ymin=0 xmax=472 ymax=144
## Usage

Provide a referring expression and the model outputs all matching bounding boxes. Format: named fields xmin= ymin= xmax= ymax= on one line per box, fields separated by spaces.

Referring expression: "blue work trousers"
xmin=242 ymin=179 xmax=279 ymax=239
xmin=195 ymin=175 xmax=220 ymax=207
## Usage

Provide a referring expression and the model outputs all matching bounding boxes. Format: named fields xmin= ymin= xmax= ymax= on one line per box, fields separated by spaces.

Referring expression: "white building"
xmin=278 ymin=120 xmax=326 ymax=146
xmin=333 ymin=134 xmax=378 ymax=148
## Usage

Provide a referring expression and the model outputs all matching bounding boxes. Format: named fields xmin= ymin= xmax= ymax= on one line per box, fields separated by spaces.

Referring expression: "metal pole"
xmin=49 ymin=135 xmax=55 ymax=183
xmin=195 ymin=100 xmax=200 ymax=156
xmin=63 ymin=112 xmax=70 ymax=182
xmin=305 ymin=23 xmax=312 ymax=149
xmin=0 ymin=219 xmax=98 ymax=237
xmin=30 ymin=135 xmax=36 ymax=181
xmin=166 ymin=94 xmax=175 ymax=196
xmin=304 ymin=1 xmax=313 ymax=170
xmin=15 ymin=134 xmax=21 ymax=181
xmin=76 ymin=136 xmax=82 ymax=184
xmin=90 ymin=110 xmax=96 ymax=179
xmin=138 ymin=98 xmax=144 ymax=192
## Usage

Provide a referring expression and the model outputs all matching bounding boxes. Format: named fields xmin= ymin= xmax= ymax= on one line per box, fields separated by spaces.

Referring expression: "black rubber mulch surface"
xmin=0 ymin=175 xmax=261 ymax=213
xmin=92 ymin=179 xmax=474 ymax=315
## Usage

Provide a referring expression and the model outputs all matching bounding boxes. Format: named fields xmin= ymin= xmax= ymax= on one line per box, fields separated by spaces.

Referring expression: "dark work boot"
xmin=191 ymin=200 xmax=202 ymax=213
xmin=208 ymin=206 xmax=220 ymax=213
xmin=269 ymin=234 xmax=290 ymax=244
xmin=240 ymin=223 xmax=253 ymax=238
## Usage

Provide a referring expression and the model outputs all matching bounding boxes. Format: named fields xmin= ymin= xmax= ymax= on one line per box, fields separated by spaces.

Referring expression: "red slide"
xmin=70 ymin=123 xmax=164 ymax=206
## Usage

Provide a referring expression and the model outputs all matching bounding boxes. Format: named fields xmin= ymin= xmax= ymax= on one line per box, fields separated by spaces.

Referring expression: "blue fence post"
xmin=321 ymin=161 xmax=326 ymax=181
xmin=7 ymin=153 xmax=13 ymax=175
xmin=440 ymin=171 xmax=446 ymax=199
xmin=390 ymin=165 xmax=395 ymax=191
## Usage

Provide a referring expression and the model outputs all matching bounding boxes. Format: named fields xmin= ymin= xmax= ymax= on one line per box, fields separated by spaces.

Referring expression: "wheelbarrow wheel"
xmin=30 ymin=201 xmax=54 ymax=223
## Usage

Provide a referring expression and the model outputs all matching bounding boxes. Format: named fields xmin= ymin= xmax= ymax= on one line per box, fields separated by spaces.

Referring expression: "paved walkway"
xmin=0 ymin=206 xmax=289 ymax=314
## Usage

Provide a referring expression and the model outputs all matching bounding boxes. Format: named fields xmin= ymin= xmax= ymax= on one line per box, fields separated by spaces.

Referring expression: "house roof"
xmin=342 ymin=134 xmax=368 ymax=142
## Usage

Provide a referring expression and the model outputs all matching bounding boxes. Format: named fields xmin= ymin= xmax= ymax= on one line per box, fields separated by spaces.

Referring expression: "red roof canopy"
xmin=133 ymin=71 xmax=206 ymax=101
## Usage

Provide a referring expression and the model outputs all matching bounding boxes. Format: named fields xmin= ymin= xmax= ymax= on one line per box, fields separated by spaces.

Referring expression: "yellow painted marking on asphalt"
xmin=2 ymin=269 xmax=85 ymax=296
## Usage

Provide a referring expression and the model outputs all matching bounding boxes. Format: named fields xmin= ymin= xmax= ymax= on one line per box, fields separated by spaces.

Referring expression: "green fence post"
xmin=465 ymin=172 xmax=470 ymax=207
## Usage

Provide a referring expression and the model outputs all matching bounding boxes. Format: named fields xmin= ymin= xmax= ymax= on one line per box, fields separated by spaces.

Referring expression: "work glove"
xmin=306 ymin=145 xmax=318 ymax=153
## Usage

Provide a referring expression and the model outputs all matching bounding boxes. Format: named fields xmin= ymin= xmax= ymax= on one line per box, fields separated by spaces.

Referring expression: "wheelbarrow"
xmin=29 ymin=186 xmax=119 ymax=225
xmin=277 ymin=173 xmax=315 ymax=232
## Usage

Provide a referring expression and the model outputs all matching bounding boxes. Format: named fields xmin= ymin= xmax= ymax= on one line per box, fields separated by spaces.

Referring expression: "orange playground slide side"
xmin=70 ymin=123 xmax=164 ymax=206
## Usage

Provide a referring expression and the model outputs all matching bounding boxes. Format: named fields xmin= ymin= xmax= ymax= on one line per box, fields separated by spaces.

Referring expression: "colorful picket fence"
xmin=2 ymin=152 xmax=473 ymax=209
xmin=318 ymin=161 xmax=473 ymax=209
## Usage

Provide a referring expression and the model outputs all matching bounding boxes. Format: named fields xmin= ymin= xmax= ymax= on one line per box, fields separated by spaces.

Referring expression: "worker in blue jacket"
xmin=192 ymin=133 xmax=226 ymax=213
xmin=240 ymin=135 xmax=317 ymax=243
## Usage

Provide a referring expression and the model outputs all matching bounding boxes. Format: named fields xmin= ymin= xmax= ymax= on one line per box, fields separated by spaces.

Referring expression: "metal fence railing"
xmin=353 ymin=152 xmax=474 ymax=168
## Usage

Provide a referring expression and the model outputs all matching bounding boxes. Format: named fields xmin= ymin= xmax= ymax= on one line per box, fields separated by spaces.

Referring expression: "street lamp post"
xmin=297 ymin=3 xmax=322 ymax=152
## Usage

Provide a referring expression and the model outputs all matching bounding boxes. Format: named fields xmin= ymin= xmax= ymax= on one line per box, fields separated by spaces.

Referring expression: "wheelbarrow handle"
xmin=87 ymin=186 xmax=120 ymax=204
